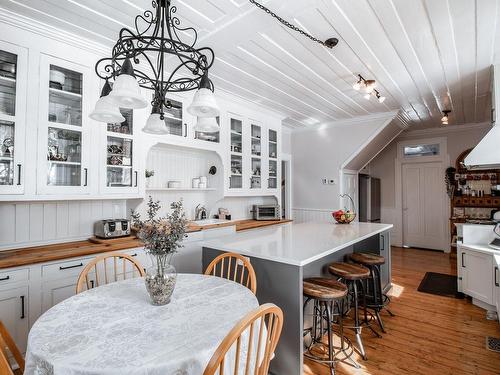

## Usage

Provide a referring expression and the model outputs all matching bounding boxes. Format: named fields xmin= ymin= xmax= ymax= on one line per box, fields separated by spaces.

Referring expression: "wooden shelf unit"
xmin=449 ymin=148 xmax=500 ymax=252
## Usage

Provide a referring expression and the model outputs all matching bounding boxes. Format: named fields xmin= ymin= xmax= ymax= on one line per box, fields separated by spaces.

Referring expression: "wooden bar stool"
xmin=349 ymin=253 xmax=394 ymax=333
xmin=328 ymin=262 xmax=381 ymax=360
xmin=303 ymin=277 xmax=353 ymax=374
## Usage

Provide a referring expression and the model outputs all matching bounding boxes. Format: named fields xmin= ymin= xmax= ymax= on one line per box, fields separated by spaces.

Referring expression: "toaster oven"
xmin=94 ymin=219 xmax=131 ymax=239
xmin=251 ymin=205 xmax=280 ymax=221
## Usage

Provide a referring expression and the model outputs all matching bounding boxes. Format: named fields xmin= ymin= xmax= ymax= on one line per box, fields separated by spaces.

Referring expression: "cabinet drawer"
xmin=42 ymin=257 xmax=93 ymax=280
xmin=0 ymin=268 xmax=29 ymax=287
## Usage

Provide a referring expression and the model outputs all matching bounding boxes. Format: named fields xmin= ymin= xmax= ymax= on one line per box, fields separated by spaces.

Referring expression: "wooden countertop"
xmin=0 ymin=219 xmax=291 ymax=269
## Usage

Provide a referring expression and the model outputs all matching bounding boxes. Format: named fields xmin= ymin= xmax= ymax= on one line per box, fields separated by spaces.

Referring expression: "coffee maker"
xmin=490 ymin=211 xmax=500 ymax=249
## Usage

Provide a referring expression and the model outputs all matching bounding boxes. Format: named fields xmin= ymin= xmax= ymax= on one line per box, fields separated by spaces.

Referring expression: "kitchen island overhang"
xmin=202 ymin=221 xmax=393 ymax=375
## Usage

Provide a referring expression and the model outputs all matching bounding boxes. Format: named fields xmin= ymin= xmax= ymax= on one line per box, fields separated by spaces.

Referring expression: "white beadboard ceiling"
xmin=1 ymin=0 xmax=499 ymax=130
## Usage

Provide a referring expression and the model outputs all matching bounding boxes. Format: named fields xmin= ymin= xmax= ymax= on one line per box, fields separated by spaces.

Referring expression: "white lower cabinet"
xmin=41 ymin=275 xmax=84 ymax=312
xmin=0 ymin=285 xmax=29 ymax=352
xmin=494 ymin=255 xmax=500 ymax=322
xmin=459 ymin=246 xmax=495 ymax=306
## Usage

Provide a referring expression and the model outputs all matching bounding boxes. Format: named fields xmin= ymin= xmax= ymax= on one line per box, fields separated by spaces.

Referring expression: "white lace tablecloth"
xmin=24 ymin=274 xmax=260 ymax=375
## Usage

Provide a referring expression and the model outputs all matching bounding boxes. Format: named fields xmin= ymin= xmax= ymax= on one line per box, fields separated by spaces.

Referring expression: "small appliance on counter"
xmin=94 ymin=219 xmax=131 ymax=239
xmin=251 ymin=205 xmax=280 ymax=221
xmin=489 ymin=211 xmax=500 ymax=250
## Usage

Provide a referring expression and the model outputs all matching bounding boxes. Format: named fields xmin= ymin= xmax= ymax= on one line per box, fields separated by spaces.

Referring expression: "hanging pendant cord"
xmin=248 ymin=0 xmax=337 ymax=48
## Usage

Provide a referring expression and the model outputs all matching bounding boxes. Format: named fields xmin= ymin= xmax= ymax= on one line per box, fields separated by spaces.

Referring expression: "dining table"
xmin=24 ymin=273 xmax=260 ymax=375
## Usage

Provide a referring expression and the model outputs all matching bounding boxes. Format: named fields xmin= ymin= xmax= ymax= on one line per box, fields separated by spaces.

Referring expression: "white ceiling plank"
xmin=0 ymin=0 xmax=495 ymax=129
xmin=367 ymin=0 xmax=443 ymax=120
xmin=422 ymin=0 xmax=466 ymax=125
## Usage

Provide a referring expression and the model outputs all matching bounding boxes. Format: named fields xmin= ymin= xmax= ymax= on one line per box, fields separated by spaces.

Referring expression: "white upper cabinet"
xmin=0 ymin=41 xmax=27 ymax=195
xmin=37 ymin=55 xmax=93 ymax=195
xmin=224 ymin=110 xmax=281 ymax=197
xmin=101 ymin=108 xmax=140 ymax=195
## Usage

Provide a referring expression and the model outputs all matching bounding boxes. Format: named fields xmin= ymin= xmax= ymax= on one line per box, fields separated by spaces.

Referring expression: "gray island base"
xmin=202 ymin=221 xmax=393 ymax=375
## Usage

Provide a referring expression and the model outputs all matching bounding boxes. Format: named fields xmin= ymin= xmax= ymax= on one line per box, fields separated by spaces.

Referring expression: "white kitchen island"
xmin=202 ymin=221 xmax=393 ymax=375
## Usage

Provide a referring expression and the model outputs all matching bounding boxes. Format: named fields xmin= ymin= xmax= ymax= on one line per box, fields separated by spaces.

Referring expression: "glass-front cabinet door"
xmin=0 ymin=43 xmax=27 ymax=194
xmin=104 ymin=109 xmax=139 ymax=193
xmin=229 ymin=117 xmax=243 ymax=189
xmin=250 ymin=123 xmax=262 ymax=190
xmin=38 ymin=55 xmax=90 ymax=194
xmin=268 ymin=128 xmax=278 ymax=189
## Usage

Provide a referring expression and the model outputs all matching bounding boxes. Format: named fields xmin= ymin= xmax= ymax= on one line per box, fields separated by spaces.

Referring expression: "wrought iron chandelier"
xmin=90 ymin=0 xmax=219 ymax=134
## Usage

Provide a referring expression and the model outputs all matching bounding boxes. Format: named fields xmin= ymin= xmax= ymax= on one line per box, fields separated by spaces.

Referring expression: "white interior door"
xmin=402 ymin=162 xmax=446 ymax=250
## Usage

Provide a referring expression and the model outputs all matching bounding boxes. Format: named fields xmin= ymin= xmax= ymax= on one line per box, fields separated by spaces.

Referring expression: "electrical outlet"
xmin=322 ymin=178 xmax=328 ymax=185
xmin=328 ymin=179 xmax=335 ymax=185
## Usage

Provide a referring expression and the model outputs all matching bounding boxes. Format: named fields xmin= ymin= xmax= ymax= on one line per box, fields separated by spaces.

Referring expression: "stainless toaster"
xmin=251 ymin=205 xmax=281 ymax=221
xmin=94 ymin=219 xmax=130 ymax=239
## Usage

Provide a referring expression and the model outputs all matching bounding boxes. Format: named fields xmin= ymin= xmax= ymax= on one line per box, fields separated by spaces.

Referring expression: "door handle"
xmin=381 ymin=234 xmax=385 ymax=251
xmin=83 ymin=168 xmax=88 ymax=186
xmin=495 ymin=266 xmax=499 ymax=287
xmin=59 ymin=262 xmax=83 ymax=270
xmin=183 ymin=123 xmax=187 ymax=137
xmin=90 ymin=280 xmax=95 ymax=289
xmin=461 ymin=252 xmax=465 ymax=268
xmin=20 ymin=295 xmax=25 ymax=319
xmin=134 ymin=171 xmax=138 ymax=187
xmin=0 ymin=276 xmax=10 ymax=282
xmin=17 ymin=164 xmax=21 ymax=185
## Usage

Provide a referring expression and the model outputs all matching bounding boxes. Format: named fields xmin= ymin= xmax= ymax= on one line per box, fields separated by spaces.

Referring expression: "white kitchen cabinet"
xmin=37 ymin=54 xmax=95 ymax=195
xmin=0 ymin=285 xmax=29 ymax=352
xmin=0 ymin=41 xmax=27 ymax=195
xmin=102 ymin=109 xmax=140 ymax=195
xmin=460 ymin=247 xmax=494 ymax=305
xmin=225 ymin=112 xmax=281 ymax=197
xmin=495 ymin=255 xmax=500 ymax=322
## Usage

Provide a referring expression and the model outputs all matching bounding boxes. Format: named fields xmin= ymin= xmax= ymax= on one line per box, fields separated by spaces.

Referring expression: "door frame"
xmin=395 ymin=137 xmax=450 ymax=252
xmin=281 ymin=152 xmax=292 ymax=219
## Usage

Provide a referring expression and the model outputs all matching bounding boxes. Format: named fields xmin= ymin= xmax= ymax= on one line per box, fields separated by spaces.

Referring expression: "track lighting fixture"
xmin=441 ymin=110 xmax=451 ymax=125
xmin=374 ymin=90 xmax=386 ymax=103
xmin=354 ymin=74 xmax=385 ymax=103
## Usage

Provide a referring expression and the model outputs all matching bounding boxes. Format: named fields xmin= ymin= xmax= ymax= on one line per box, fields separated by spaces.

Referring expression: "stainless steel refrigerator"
xmin=358 ymin=174 xmax=381 ymax=223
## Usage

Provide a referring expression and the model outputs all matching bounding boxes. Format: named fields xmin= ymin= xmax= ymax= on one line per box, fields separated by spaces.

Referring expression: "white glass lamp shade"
xmin=89 ymin=96 xmax=125 ymax=123
xmin=142 ymin=113 xmax=168 ymax=134
xmin=187 ymin=88 xmax=220 ymax=117
xmin=194 ymin=116 xmax=219 ymax=133
xmin=108 ymin=74 xmax=148 ymax=109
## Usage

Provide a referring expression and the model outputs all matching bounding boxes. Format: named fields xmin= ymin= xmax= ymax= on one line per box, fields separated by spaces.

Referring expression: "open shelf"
xmin=146 ymin=187 xmax=217 ymax=192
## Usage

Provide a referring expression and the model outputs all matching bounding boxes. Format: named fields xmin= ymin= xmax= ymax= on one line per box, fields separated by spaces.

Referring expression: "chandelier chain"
xmin=248 ymin=0 xmax=330 ymax=47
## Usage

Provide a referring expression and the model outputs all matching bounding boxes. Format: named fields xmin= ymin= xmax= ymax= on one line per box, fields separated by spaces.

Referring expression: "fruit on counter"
xmin=332 ymin=209 xmax=355 ymax=224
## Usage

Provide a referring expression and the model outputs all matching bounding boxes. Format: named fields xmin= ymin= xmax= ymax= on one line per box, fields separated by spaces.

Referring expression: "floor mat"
xmin=486 ymin=336 xmax=500 ymax=353
xmin=417 ymin=272 xmax=464 ymax=299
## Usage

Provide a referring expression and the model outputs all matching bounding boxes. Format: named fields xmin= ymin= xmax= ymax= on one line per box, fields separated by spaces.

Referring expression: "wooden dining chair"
xmin=204 ymin=252 xmax=257 ymax=294
xmin=76 ymin=252 xmax=145 ymax=294
xmin=0 ymin=321 xmax=24 ymax=375
xmin=204 ymin=303 xmax=283 ymax=375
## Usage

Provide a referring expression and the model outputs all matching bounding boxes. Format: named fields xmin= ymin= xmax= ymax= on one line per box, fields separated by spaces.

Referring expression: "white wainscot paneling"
xmin=292 ymin=208 xmax=334 ymax=224
xmin=0 ymin=200 xmax=127 ymax=250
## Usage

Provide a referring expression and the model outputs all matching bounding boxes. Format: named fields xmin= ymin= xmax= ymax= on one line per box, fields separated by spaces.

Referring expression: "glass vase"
xmin=145 ymin=253 xmax=177 ymax=306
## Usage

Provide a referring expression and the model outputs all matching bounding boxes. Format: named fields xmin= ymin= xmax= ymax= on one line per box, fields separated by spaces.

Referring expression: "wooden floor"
xmin=304 ymin=247 xmax=500 ymax=375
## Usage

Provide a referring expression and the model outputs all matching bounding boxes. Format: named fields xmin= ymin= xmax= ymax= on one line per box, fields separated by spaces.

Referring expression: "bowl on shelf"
xmin=167 ymin=181 xmax=181 ymax=189
xmin=332 ymin=210 xmax=356 ymax=224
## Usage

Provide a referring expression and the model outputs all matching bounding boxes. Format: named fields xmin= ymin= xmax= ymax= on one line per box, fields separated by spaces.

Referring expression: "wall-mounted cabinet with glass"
xmin=268 ymin=128 xmax=278 ymax=189
xmin=250 ymin=123 xmax=262 ymax=189
xmin=103 ymin=109 xmax=139 ymax=194
xmin=229 ymin=117 xmax=243 ymax=189
xmin=0 ymin=42 xmax=27 ymax=195
xmin=37 ymin=55 xmax=91 ymax=194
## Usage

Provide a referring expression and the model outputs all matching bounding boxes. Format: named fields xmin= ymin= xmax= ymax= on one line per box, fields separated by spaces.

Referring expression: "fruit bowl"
xmin=332 ymin=210 xmax=356 ymax=224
